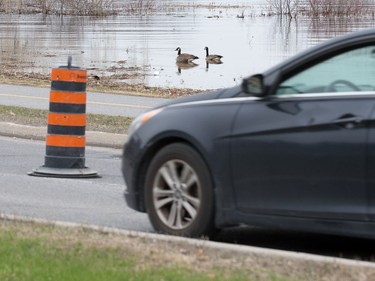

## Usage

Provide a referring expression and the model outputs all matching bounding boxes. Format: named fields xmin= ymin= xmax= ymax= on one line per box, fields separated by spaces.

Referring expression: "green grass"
xmin=0 ymin=105 xmax=134 ymax=134
xmin=0 ymin=222 xmax=253 ymax=281
xmin=0 ymin=235 xmax=135 ymax=281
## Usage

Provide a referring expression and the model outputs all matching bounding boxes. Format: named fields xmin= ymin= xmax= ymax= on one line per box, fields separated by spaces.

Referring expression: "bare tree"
xmin=269 ymin=0 xmax=371 ymax=17
xmin=2 ymin=0 xmax=116 ymax=15
xmin=267 ymin=0 xmax=299 ymax=18
xmin=123 ymin=0 xmax=156 ymax=15
xmin=308 ymin=0 xmax=372 ymax=17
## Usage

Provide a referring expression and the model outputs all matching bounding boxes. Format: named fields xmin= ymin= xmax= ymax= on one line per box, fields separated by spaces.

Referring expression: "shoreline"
xmin=0 ymin=68 xmax=209 ymax=99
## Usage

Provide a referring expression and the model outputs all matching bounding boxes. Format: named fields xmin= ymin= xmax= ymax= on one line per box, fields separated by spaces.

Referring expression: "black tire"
xmin=144 ymin=143 xmax=215 ymax=238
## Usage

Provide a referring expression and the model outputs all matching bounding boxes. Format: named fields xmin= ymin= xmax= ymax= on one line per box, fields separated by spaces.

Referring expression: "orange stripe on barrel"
xmin=50 ymin=91 xmax=86 ymax=104
xmin=48 ymin=113 xmax=86 ymax=126
xmin=51 ymin=69 xmax=87 ymax=83
xmin=46 ymin=135 xmax=86 ymax=148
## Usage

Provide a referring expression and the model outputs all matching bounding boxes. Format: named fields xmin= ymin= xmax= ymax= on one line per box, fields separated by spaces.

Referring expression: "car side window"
xmin=276 ymin=46 xmax=375 ymax=95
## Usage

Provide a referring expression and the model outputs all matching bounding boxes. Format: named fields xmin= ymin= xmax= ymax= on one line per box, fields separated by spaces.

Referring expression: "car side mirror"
xmin=241 ymin=74 xmax=264 ymax=96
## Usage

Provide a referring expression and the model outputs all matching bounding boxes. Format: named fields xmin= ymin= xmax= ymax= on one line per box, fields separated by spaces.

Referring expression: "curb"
xmin=0 ymin=122 xmax=127 ymax=149
xmin=1 ymin=213 xmax=375 ymax=270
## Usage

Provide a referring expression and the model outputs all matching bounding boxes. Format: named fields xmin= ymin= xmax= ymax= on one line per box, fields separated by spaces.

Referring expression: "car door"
xmin=367 ymin=111 xmax=375 ymax=221
xmin=231 ymin=45 xmax=375 ymax=221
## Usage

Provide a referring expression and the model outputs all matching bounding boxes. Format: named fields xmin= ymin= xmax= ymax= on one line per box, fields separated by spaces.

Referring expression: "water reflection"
xmin=176 ymin=61 xmax=198 ymax=74
xmin=205 ymin=61 xmax=223 ymax=72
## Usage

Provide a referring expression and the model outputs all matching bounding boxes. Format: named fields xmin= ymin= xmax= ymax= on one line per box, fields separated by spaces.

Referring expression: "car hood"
xmin=155 ymin=85 xmax=243 ymax=108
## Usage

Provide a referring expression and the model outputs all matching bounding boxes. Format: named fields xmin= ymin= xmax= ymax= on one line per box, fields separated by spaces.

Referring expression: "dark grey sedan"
xmin=122 ymin=28 xmax=375 ymax=238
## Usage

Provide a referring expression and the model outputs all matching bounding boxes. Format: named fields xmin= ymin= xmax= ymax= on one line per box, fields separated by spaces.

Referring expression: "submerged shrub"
xmin=266 ymin=0 xmax=373 ymax=17
xmin=0 ymin=0 xmax=118 ymax=16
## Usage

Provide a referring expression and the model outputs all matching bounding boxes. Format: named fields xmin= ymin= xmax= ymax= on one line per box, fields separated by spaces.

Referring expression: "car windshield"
xmin=276 ymin=45 xmax=375 ymax=95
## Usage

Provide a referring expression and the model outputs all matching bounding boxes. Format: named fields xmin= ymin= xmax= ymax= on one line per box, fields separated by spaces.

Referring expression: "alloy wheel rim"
xmin=152 ymin=159 xmax=201 ymax=230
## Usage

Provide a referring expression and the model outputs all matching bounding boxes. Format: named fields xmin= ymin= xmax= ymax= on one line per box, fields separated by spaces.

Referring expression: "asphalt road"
xmin=0 ymin=135 xmax=153 ymax=232
xmin=0 ymin=83 xmax=168 ymax=117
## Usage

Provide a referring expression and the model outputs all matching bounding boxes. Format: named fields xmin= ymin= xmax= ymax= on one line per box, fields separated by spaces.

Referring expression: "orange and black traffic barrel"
xmin=29 ymin=57 xmax=99 ymax=178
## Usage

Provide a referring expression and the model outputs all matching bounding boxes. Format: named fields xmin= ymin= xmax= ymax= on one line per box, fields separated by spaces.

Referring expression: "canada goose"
xmin=175 ymin=47 xmax=199 ymax=63
xmin=204 ymin=47 xmax=223 ymax=62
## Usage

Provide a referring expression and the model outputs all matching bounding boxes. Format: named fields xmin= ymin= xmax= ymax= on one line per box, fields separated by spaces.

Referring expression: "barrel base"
xmin=28 ymin=166 xmax=100 ymax=178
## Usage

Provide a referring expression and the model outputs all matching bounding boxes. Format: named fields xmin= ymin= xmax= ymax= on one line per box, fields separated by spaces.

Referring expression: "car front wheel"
xmin=144 ymin=143 xmax=215 ymax=238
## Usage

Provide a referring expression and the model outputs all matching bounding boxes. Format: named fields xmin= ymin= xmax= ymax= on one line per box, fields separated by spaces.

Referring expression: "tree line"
xmin=0 ymin=0 xmax=156 ymax=16
xmin=0 ymin=0 xmax=372 ymax=17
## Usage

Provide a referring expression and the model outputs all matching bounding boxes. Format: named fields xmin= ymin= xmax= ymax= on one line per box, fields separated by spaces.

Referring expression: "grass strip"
xmin=0 ymin=220 xmax=252 ymax=281
xmin=0 ymin=105 xmax=133 ymax=134
xmin=1 ymin=219 xmax=374 ymax=281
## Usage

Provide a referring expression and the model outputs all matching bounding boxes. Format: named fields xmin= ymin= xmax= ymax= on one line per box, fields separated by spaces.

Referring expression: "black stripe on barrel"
xmin=49 ymin=102 xmax=86 ymax=114
xmin=47 ymin=125 xmax=85 ymax=136
xmin=44 ymin=67 xmax=88 ymax=169
xmin=51 ymin=81 xmax=86 ymax=92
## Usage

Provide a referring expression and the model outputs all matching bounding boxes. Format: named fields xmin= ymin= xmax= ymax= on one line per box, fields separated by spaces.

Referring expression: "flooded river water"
xmin=0 ymin=0 xmax=375 ymax=90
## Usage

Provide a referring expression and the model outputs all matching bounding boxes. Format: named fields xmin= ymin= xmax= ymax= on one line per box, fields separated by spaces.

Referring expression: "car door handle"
xmin=333 ymin=115 xmax=362 ymax=129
